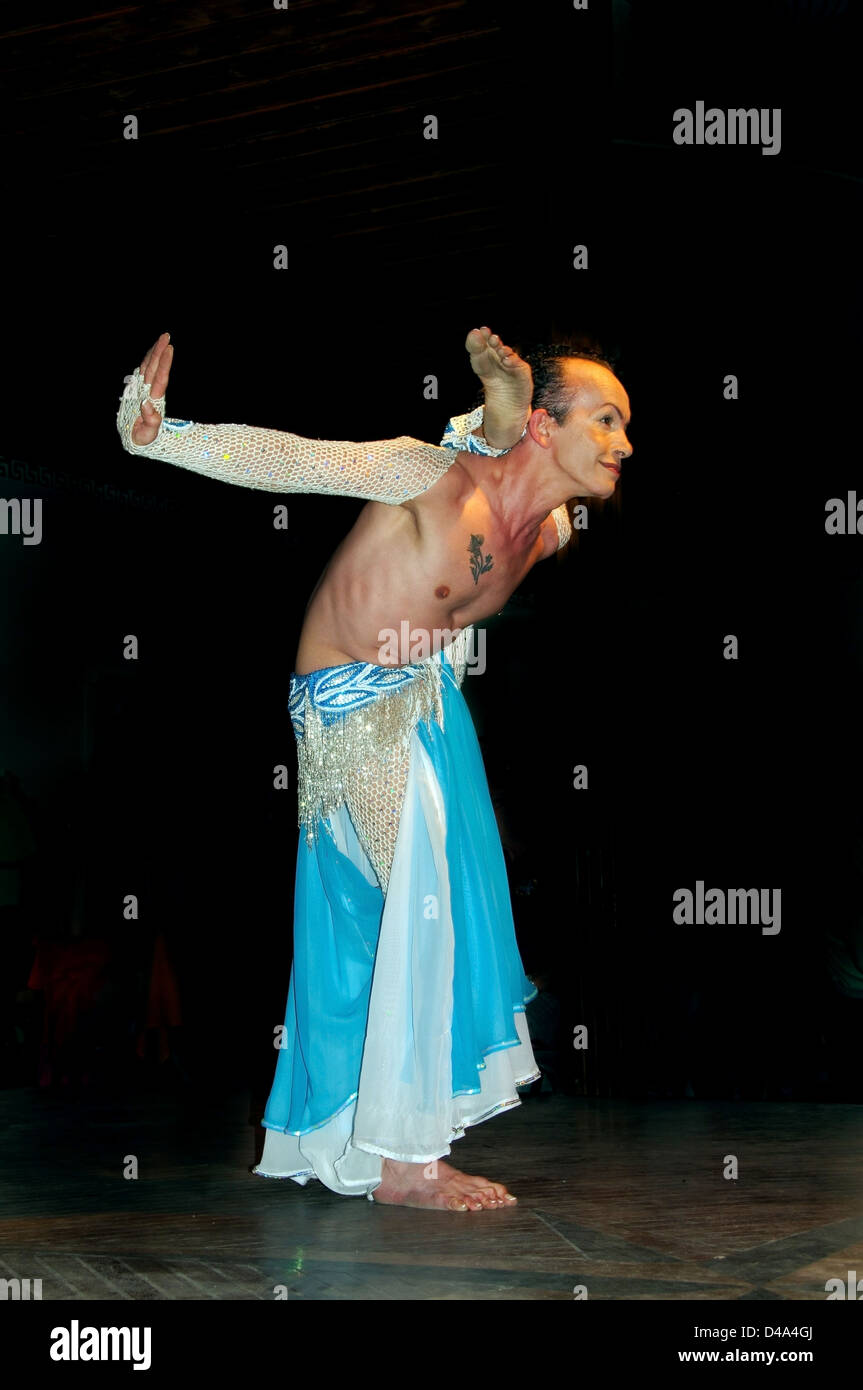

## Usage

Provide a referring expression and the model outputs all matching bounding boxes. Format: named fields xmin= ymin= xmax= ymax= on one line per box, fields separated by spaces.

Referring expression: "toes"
xmin=447 ymin=1195 xmax=480 ymax=1212
xmin=453 ymin=1188 xmax=485 ymax=1211
xmin=459 ymin=1180 xmax=504 ymax=1210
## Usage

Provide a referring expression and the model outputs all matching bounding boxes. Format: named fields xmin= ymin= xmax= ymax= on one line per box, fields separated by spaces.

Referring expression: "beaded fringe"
xmin=296 ymin=656 xmax=446 ymax=847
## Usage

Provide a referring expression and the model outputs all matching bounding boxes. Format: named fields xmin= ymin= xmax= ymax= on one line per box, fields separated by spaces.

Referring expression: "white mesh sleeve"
xmin=117 ymin=366 xmax=456 ymax=504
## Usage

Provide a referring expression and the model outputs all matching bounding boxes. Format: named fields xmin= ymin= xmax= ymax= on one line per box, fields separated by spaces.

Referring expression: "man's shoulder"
xmin=538 ymin=510 xmax=564 ymax=559
xmin=400 ymin=449 xmax=469 ymax=519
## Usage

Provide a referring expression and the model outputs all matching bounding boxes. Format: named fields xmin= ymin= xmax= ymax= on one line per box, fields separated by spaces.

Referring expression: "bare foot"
xmin=371 ymin=1156 xmax=518 ymax=1212
xmin=465 ymin=326 xmax=533 ymax=450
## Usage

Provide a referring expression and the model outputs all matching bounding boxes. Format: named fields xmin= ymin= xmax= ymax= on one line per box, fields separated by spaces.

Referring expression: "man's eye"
xmin=600 ymin=414 xmax=614 ymax=425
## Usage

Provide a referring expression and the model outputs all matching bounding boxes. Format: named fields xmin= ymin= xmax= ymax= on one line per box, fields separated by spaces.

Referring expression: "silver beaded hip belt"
xmin=289 ymin=638 xmax=471 ymax=846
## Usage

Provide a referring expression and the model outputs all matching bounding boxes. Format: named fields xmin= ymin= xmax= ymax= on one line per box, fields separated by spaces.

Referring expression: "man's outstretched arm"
xmin=118 ymin=330 xmax=570 ymax=548
xmin=117 ymin=333 xmax=456 ymax=505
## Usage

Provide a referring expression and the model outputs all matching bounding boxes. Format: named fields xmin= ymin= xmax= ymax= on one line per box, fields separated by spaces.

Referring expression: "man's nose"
xmin=614 ymin=432 xmax=633 ymax=461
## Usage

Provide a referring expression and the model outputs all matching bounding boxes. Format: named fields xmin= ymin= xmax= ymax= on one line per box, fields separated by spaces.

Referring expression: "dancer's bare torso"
xmin=294 ymin=450 xmax=558 ymax=674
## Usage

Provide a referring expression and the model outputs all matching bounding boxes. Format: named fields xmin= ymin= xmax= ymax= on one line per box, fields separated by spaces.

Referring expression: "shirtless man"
xmin=125 ymin=327 xmax=633 ymax=1211
xmin=131 ymin=329 xmax=632 ymax=679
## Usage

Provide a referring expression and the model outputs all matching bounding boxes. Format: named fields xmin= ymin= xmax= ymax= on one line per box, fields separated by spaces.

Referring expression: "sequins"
xmin=288 ymin=634 xmax=472 ymax=891
xmin=116 ymin=366 xmax=459 ymax=506
xmin=293 ymin=662 xmax=442 ymax=887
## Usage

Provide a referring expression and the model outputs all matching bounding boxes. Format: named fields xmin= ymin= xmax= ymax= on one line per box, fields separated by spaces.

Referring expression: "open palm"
xmin=131 ymin=332 xmax=174 ymax=445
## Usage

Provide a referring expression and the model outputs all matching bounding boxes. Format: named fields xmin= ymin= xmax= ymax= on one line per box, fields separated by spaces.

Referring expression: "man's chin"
xmin=594 ymin=476 xmax=617 ymax=497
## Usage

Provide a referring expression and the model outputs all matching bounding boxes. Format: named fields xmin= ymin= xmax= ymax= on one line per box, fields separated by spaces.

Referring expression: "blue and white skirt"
xmin=253 ymin=630 xmax=539 ymax=1199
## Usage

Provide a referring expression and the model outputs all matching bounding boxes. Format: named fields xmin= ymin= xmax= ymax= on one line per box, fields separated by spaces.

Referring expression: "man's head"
xmin=523 ymin=344 xmax=633 ymax=498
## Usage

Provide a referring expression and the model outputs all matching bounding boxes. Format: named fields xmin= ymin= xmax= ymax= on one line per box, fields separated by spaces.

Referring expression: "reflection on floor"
xmin=1 ymin=1089 xmax=861 ymax=1300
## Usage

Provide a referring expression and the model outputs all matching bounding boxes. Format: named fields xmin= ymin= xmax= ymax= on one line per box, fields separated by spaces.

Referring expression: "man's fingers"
xmin=131 ymin=402 xmax=159 ymax=446
xmin=150 ymin=342 xmax=173 ymax=400
xmin=144 ymin=333 xmax=167 ymax=386
xmin=140 ymin=336 xmax=159 ymax=378
xmin=129 ymin=337 xmax=170 ymax=448
xmin=140 ymin=332 xmax=170 ymax=383
xmin=140 ymin=339 xmax=157 ymax=378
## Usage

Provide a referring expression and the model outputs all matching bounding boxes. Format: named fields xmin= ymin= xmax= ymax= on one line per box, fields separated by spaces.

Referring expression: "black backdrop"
xmin=1 ymin=0 xmax=860 ymax=1106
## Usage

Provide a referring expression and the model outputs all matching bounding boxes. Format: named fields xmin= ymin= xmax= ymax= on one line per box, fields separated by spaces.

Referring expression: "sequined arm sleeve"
xmin=442 ymin=408 xmax=572 ymax=552
xmin=117 ymin=366 xmax=456 ymax=504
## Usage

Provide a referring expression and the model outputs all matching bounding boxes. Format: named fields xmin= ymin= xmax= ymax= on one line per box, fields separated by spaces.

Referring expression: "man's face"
xmin=548 ymin=360 xmax=633 ymax=497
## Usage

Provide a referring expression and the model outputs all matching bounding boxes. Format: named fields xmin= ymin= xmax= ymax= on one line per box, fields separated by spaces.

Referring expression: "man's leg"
xmin=342 ymin=663 xmax=527 ymax=1213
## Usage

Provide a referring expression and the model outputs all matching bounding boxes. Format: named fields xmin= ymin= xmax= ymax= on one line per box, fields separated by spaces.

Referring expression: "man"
xmin=117 ymin=328 xmax=633 ymax=1212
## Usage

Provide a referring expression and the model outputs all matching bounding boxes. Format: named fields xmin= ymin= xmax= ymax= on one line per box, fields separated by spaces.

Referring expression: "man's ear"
xmin=527 ymin=408 xmax=555 ymax=447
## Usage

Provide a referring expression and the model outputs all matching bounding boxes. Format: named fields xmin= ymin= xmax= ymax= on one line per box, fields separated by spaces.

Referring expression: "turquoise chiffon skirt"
xmin=254 ymin=642 xmax=538 ymax=1197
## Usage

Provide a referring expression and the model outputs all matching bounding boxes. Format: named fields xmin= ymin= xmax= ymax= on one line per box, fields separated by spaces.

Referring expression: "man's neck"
xmin=458 ymin=441 xmax=573 ymax=543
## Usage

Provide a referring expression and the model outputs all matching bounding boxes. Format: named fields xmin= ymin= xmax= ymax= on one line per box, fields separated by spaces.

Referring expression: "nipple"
xmin=435 ymin=585 xmax=450 ymax=600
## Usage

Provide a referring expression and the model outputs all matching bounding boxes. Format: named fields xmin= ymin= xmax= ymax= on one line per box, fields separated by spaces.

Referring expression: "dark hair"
xmin=524 ymin=342 xmax=619 ymax=425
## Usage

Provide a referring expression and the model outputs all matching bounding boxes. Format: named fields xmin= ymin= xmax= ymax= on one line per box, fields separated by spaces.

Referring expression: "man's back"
xmin=294 ymin=450 xmax=558 ymax=673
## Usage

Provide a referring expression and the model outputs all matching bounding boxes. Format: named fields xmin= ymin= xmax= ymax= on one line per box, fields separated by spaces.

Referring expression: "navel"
xmin=435 ymin=584 xmax=450 ymax=600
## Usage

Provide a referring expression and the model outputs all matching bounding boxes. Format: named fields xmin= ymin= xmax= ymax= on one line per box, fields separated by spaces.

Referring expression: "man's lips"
xmin=601 ymin=461 xmax=621 ymax=477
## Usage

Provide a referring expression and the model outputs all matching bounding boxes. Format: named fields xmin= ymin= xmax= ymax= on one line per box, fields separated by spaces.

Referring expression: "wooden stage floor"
xmin=2 ymin=1088 xmax=861 ymax=1301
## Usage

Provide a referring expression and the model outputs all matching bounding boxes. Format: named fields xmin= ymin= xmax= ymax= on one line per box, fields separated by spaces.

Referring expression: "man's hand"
xmin=465 ymin=327 xmax=533 ymax=450
xmin=130 ymin=332 xmax=174 ymax=446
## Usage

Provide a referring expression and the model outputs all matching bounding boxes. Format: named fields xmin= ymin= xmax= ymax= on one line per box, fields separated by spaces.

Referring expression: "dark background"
xmin=1 ymin=0 xmax=860 ymax=1109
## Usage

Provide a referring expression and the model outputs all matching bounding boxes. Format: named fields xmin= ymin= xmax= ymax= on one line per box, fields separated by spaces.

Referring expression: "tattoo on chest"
xmin=467 ymin=533 xmax=494 ymax=585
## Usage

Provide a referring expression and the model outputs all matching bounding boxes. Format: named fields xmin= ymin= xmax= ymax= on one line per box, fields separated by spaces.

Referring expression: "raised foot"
xmin=371 ymin=1156 xmax=518 ymax=1212
xmin=465 ymin=326 xmax=533 ymax=449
